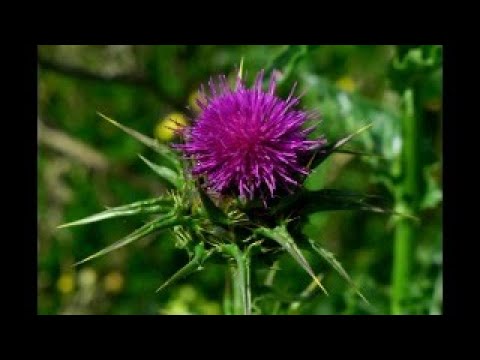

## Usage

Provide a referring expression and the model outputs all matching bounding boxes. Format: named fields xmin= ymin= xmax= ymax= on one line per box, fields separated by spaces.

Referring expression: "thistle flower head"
xmin=177 ymin=70 xmax=325 ymax=201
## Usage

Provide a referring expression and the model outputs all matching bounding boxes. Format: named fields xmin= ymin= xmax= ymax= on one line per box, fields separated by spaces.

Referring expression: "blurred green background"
xmin=38 ymin=45 xmax=442 ymax=315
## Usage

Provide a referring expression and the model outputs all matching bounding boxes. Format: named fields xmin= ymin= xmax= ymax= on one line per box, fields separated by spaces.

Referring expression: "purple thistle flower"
xmin=176 ymin=70 xmax=326 ymax=201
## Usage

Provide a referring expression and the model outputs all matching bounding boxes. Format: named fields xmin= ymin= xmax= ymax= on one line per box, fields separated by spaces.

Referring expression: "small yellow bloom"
xmin=155 ymin=112 xmax=188 ymax=142
xmin=56 ymin=273 xmax=75 ymax=294
xmin=336 ymin=76 xmax=357 ymax=93
xmin=104 ymin=271 xmax=124 ymax=293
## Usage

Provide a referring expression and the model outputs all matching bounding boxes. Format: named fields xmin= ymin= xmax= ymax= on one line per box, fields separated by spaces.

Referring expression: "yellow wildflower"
xmin=155 ymin=112 xmax=188 ymax=142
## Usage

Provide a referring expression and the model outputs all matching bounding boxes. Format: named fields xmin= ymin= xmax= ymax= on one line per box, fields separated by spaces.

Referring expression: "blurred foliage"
xmin=38 ymin=45 xmax=442 ymax=315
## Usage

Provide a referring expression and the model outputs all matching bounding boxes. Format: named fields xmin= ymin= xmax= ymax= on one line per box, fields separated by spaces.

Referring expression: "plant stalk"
xmin=223 ymin=244 xmax=252 ymax=315
xmin=391 ymin=88 xmax=420 ymax=314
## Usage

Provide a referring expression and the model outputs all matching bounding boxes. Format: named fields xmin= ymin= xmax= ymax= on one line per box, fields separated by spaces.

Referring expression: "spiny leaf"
xmin=74 ymin=213 xmax=186 ymax=266
xmin=273 ymin=188 xmax=380 ymax=216
xmin=308 ymin=238 xmax=370 ymax=306
xmin=308 ymin=123 xmax=373 ymax=171
xmin=58 ymin=205 xmax=163 ymax=229
xmin=156 ymin=243 xmax=212 ymax=293
xmin=58 ymin=196 xmax=173 ymax=229
xmin=303 ymin=189 xmax=387 ymax=213
xmin=97 ymin=112 xmax=158 ymax=151
xmin=97 ymin=112 xmax=180 ymax=169
xmin=197 ymin=186 xmax=230 ymax=226
xmin=300 ymin=189 xmax=418 ymax=221
xmin=299 ymin=273 xmax=325 ymax=299
xmin=138 ymin=154 xmax=181 ymax=188
xmin=255 ymin=225 xmax=328 ymax=295
xmin=274 ymin=188 xmax=418 ymax=221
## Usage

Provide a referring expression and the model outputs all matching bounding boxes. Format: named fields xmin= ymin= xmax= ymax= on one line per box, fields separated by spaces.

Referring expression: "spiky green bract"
xmin=138 ymin=154 xmax=181 ymax=188
xmin=58 ymin=196 xmax=173 ymax=229
xmin=74 ymin=212 xmax=189 ymax=266
xmin=97 ymin=112 xmax=181 ymax=171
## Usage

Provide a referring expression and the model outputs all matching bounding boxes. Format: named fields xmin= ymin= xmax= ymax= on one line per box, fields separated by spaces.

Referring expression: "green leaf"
xmin=273 ymin=188 xmax=379 ymax=215
xmin=138 ymin=154 xmax=181 ymax=188
xmin=58 ymin=196 xmax=173 ymax=229
xmin=303 ymin=189 xmax=387 ymax=213
xmin=308 ymin=238 xmax=370 ymax=306
xmin=156 ymin=243 xmax=212 ymax=293
xmin=310 ymin=189 xmax=418 ymax=221
xmin=274 ymin=188 xmax=418 ymax=221
xmin=197 ymin=186 xmax=230 ymax=226
xmin=97 ymin=112 xmax=180 ymax=170
xmin=255 ymin=224 xmax=328 ymax=295
xmin=74 ymin=213 xmax=187 ymax=266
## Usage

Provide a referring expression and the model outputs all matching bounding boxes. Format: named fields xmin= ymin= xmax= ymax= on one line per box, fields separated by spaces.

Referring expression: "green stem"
xmin=245 ymin=253 xmax=252 ymax=314
xmin=392 ymin=216 xmax=414 ymax=314
xmin=391 ymin=88 xmax=420 ymax=314
xmin=223 ymin=244 xmax=251 ymax=315
xmin=264 ymin=260 xmax=279 ymax=287
xmin=230 ymin=264 xmax=243 ymax=314
xmin=223 ymin=269 xmax=233 ymax=315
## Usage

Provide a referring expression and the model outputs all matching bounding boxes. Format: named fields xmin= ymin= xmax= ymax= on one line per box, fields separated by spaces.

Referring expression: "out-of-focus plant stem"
xmin=391 ymin=88 xmax=420 ymax=314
